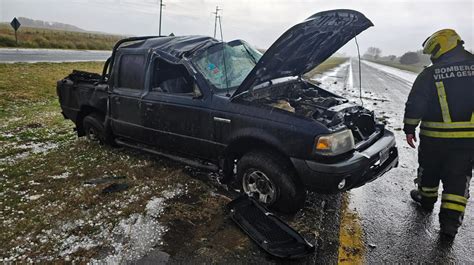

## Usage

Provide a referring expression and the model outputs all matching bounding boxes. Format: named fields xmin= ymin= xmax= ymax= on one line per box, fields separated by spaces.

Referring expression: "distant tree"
xmin=363 ymin=47 xmax=382 ymax=59
xmin=400 ymin=52 xmax=420 ymax=65
xmin=416 ymin=49 xmax=431 ymax=65
xmin=388 ymin=55 xmax=397 ymax=61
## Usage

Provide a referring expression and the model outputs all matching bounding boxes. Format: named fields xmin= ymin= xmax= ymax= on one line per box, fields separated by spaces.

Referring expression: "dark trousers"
xmin=416 ymin=139 xmax=473 ymax=229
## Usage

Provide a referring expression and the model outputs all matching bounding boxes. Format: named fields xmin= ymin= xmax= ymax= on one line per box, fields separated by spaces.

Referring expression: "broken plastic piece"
xmin=227 ymin=196 xmax=315 ymax=259
xmin=84 ymin=175 xmax=126 ymax=185
xmin=101 ymin=183 xmax=129 ymax=194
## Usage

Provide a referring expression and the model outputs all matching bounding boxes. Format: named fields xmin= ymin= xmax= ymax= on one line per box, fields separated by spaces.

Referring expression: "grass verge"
xmin=0 ymin=25 xmax=121 ymax=50
xmin=305 ymin=56 xmax=348 ymax=77
xmin=0 ymin=62 xmax=104 ymax=110
xmin=0 ymin=62 xmax=233 ymax=262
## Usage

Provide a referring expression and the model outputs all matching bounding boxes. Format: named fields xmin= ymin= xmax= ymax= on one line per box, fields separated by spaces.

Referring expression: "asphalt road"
xmin=0 ymin=48 xmax=111 ymax=63
xmin=323 ymin=59 xmax=474 ymax=263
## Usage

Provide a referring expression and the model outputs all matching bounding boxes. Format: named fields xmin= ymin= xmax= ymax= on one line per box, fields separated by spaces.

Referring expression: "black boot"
xmin=439 ymin=223 xmax=458 ymax=239
xmin=410 ymin=189 xmax=435 ymax=211
xmin=439 ymin=210 xmax=462 ymax=240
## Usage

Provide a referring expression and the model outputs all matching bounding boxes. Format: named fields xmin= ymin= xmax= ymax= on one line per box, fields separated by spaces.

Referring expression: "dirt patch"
xmin=161 ymin=189 xmax=251 ymax=264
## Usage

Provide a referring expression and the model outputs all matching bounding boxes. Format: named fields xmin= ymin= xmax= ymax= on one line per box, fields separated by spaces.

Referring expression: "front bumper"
xmin=291 ymin=129 xmax=398 ymax=193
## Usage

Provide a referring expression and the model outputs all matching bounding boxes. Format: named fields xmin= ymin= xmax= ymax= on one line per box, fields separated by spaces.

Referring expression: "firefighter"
xmin=403 ymin=29 xmax=474 ymax=238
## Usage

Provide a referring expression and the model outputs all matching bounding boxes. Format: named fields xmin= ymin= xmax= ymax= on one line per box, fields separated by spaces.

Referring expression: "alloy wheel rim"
xmin=242 ymin=169 xmax=276 ymax=204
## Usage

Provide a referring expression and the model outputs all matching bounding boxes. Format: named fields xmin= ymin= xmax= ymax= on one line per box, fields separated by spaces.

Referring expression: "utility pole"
xmin=212 ymin=6 xmax=222 ymax=38
xmin=218 ymin=16 xmax=223 ymax=41
xmin=159 ymin=0 xmax=165 ymax=36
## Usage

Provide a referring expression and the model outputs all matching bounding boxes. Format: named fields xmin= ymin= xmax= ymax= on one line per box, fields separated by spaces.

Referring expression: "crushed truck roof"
xmin=121 ymin=35 xmax=221 ymax=59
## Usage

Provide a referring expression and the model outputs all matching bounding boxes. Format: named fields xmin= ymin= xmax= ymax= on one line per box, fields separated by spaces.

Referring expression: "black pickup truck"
xmin=57 ymin=9 xmax=398 ymax=213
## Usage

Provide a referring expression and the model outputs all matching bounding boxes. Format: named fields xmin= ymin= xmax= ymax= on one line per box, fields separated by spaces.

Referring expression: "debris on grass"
xmin=27 ymin=194 xmax=44 ymax=201
xmin=50 ymin=172 xmax=70 ymax=180
xmin=84 ymin=175 xmax=126 ymax=185
xmin=101 ymin=183 xmax=130 ymax=194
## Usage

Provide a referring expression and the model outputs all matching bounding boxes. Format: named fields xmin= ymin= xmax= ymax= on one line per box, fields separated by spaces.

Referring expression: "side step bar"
xmin=228 ymin=196 xmax=315 ymax=259
xmin=115 ymin=139 xmax=219 ymax=171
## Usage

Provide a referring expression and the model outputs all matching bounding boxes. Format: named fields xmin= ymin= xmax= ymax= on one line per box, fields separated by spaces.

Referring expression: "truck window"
xmin=193 ymin=42 xmax=259 ymax=90
xmin=151 ymin=59 xmax=194 ymax=94
xmin=117 ymin=54 xmax=146 ymax=90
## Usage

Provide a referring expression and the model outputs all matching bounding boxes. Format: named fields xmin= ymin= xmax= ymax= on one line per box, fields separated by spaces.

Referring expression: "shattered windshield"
xmin=193 ymin=41 xmax=262 ymax=90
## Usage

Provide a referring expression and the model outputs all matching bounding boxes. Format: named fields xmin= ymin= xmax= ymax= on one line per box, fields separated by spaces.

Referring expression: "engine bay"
xmin=244 ymin=80 xmax=379 ymax=143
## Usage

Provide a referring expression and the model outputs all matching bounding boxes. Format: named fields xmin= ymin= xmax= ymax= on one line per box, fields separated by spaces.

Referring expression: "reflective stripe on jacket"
xmin=403 ymin=47 xmax=474 ymax=147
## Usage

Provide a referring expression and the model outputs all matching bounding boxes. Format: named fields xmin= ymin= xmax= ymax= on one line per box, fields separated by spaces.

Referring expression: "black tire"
xmin=237 ymin=150 xmax=306 ymax=214
xmin=83 ymin=114 xmax=113 ymax=145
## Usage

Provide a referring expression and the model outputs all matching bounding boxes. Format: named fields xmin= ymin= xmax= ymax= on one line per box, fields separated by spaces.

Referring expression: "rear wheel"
xmin=83 ymin=114 xmax=113 ymax=145
xmin=237 ymin=150 xmax=306 ymax=214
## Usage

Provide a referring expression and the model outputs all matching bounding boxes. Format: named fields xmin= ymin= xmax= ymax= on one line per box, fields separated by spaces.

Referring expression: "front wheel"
xmin=237 ymin=151 xmax=306 ymax=214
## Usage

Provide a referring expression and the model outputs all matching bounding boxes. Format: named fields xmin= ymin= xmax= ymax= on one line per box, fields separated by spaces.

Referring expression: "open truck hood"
xmin=232 ymin=9 xmax=373 ymax=98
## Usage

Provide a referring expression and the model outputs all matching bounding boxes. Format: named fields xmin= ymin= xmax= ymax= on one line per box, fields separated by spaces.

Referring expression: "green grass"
xmin=0 ymin=25 xmax=122 ymax=50
xmin=0 ymin=98 xmax=245 ymax=262
xmin=305 ymin=57 xmax=348 ymax=77
xmin=0 ymin=62 xmax=104 ymax=109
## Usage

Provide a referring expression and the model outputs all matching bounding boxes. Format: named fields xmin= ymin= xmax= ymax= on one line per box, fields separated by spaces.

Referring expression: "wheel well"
xmin=76 ymin=106 xmax=104 ymax=136
xmin=222 ymin=137 xmax=297 ymax=180
xmin=225 ymin=138 xmax=284 ymax=159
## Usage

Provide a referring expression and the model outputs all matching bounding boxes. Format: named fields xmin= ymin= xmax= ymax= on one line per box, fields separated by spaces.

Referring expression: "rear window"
xmin=117 ymin=54 xmax=146 ymax=90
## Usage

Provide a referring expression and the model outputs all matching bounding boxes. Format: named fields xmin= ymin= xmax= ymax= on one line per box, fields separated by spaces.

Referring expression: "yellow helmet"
xmin=422 ymin=29 xmax=462 ymax=59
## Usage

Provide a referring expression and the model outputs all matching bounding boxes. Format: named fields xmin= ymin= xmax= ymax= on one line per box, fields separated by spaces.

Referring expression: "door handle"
xmin=113 ymin=97 xmax=121 ymax=104
xmin=213 ymin=117 xmax=231 ymax=123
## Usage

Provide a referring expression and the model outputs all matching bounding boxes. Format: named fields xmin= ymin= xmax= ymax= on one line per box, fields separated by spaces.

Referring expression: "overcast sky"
xmin=1 ymin=0 xmax=473 ymax=56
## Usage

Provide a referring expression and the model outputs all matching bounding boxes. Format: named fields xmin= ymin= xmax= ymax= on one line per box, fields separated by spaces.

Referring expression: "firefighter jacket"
xmin=403 ymin=46 xmax=474 ymax=149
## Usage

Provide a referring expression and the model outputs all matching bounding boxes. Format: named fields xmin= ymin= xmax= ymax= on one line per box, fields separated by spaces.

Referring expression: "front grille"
xmin=345 ymin=111 xmax=377 ymax=143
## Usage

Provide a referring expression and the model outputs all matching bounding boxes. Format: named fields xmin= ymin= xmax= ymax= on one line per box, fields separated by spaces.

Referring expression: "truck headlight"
xmin=315 ymin=129 xmax=355 ymax=156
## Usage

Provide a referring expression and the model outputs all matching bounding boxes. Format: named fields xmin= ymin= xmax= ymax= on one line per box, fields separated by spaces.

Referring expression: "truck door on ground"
xmin=110 ymin=53 xmax=147 ymax=142
xmin=141 ymin=57 xmax=221 ymax=159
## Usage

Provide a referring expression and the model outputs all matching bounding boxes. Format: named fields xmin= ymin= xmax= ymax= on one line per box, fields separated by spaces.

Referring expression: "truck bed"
xmin=57 ymin=70 xmax=108 ymax=127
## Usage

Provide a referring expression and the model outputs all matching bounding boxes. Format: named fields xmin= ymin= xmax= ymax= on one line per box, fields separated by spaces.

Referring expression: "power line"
xmin=218 ymin=16 xmax=223 ymax=41
xmin=212 ymin=6 xmax=222 ymax=38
